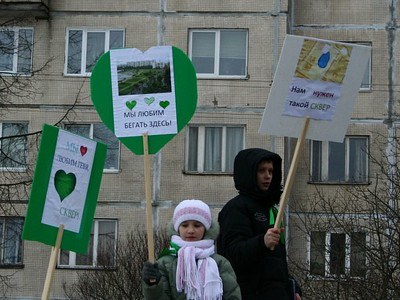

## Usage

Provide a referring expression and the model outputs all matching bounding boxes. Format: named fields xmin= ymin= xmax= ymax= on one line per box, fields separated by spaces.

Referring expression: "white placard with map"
xmin=259 ymin=35 xmax=371 ymax=142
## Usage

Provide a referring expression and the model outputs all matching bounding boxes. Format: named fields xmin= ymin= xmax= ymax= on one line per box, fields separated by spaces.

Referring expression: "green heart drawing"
xmin=144 ymin=97 xmax=155 ymax=105
xmin=125 ymin=100 xmax=137 ymax=110
xmin=159 ymin=101 xmax=170 ymax=109
xmin=90 ymin=46 xmax=198 ymax=155
xmin=54 ymin=170 xmax=76 ymax=201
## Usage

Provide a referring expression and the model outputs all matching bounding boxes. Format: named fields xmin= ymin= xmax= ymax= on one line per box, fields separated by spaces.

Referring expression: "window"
xmin=0 ymin=217 xmax=24 ymax=266
xmin=185 ymin=125 xmax=245 ymax=173
xmin=59 ymin=219 xmax=117 ymax=268
xmin=65 ymin=123 xmax=120 ymax=172
xmin=360 ymin=48 xmax=371 ymax=90
xmin=355 ymin=42 xmax=372 ymax=90
xmin=356 ymin=42 xmax=372 ymax=90
xmin=189 ymin=29 xmax=248 ymax=78
xmin=344 ymin=42 xmax=371 ymax=90
xmin=65 ymin=28 xmax=124 ymax=75
xmin=310 ymin=231 xmax=366 ymax=277
xmin=0 ymin=27 xmax=33 ymax=74
xmin=0 ymin=122 xmax=28 ymax=170
xmin=310 ymin=136 xmax=368 ymax=183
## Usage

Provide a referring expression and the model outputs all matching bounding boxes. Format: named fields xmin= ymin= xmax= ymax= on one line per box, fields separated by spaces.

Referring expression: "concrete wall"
xmin=0 ymin=1 xmax=288 ymax=298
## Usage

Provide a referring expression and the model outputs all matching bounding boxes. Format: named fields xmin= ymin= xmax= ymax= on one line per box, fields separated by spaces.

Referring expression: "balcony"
xmin=0 ymin=0 xmax=49 ymax=20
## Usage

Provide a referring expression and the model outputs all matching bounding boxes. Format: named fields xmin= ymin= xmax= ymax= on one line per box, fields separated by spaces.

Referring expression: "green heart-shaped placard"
xmin=54 ymin=170 xmax=76 ymax=201
xmin=90 ymin=46 xmax=197 ymax=155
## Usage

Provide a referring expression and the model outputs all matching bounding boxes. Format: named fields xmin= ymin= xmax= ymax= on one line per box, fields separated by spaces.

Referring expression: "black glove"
xmin=142 ymin=261 xmax=161 ymax=285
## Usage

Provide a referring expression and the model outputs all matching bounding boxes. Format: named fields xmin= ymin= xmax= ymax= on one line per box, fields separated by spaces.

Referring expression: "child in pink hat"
xmin=142 ymin=199 xmax=241 ymax=300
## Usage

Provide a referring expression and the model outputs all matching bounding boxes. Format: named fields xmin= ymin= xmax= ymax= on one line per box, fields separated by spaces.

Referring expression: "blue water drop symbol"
xmin=318 ymin=51 xmax=330 ymax=68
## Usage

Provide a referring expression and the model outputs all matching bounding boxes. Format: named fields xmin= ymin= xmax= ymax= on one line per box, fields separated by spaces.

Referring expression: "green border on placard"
xmin=22 ymin=124 xmax=107 ymax=254
xmin=90 ymin=46 xmax=197 ymax=155
xmin=23 ymin=124 xmax=57 ymax=245
xmin=74 ymin=137 xmax=106 ymax=252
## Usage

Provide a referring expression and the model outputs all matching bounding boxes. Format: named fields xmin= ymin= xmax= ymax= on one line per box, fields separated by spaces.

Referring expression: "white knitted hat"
xmin=173 ymin=199 xmax=212 ymax=231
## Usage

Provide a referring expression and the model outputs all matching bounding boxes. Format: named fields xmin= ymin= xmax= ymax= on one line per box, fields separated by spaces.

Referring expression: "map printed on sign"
xmin=110 ymin=47 xmax=177 ymax=137
xmin=284 ymin=39 xmax=353 ymax=120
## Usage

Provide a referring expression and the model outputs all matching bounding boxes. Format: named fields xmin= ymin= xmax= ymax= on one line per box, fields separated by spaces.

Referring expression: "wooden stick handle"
xmin=271 ymin=117 xmax=310 ymax=250
xmin=143 ymin=133 xmax=155 ymax=263
xmin=274 ymin=116 xmax=310 ymax=229
xmin=269 ymin=117 xmax=310 ymax=251
xmin=42 ymin=224 xmax=64 ymax=300
xmin=274 ymin=117 xmax=310 ymax=228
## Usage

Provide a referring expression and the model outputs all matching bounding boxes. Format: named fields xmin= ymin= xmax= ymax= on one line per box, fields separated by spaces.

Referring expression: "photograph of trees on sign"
xmin=117 ymin=60 xmax=172 ymax=96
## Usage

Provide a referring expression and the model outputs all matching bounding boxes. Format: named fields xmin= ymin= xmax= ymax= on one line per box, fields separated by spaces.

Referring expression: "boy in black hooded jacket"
xmin=217 ymin=148 xmax=302 ymax=300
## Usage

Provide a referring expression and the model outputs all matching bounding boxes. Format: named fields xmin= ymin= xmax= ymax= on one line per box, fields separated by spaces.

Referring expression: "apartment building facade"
xmin=0 ymin=0 xmax=398 ymax=298
xmin=288 ymin=1 xmax=399 ymax=298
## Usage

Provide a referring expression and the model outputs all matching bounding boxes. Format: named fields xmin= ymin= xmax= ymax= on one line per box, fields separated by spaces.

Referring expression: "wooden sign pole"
xmin=274 ymin=117 xmax=310 ymax=229
xmin=143 ymin=133 xmax=155 ymax=263
xmin=42 ymin=224 xmax=64 ymax=300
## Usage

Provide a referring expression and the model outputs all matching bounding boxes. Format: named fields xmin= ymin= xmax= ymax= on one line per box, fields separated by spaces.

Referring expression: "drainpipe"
xmin=151 ymin=0 xmax=167 ymax=229
xmin=283 ymin=1 xmax=296 ymax=251
xmin=385 ymin=1 xmax=396 ymax=297
xmin=271 ymin=0 xmax=291 ymax=249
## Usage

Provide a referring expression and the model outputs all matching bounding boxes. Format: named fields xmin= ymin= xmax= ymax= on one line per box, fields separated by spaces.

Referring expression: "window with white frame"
xmin=0 ymin=217 xmax=24 ymax=266
xmin=65 ymin=28 xmax=124 ymax=75
xmin=189 ymin=29 xmax=248 ymax=78
xmin=0 ymin=27 xmax=33 ymax=74
xmin=0 ymin=122 xmax=28 ymax=170
xmin=65 ymin=123 xmax=120 ymax=171
xmin=310 ymin=136 xmax=368 ymax=183
xmin=360 ymin=46 xmax=371 ymax=90
xmin=357 ymin=42 xmax=372 ymax=90
xmin=344 ymin=42 xmax=371 ymax=90
xmin=59 ymin=219 xmax=117 ymax=268
xmin=310 ymin=231 xmax=366 ymax=277
xmin=186 ymin=125 xmax=245 ymax=173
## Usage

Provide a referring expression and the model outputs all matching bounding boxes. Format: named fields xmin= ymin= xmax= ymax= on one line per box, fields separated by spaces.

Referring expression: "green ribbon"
xmin=158 ymin=241 xmax=180 ymax=259
xmin=269 ymin=207 xmax=285 ymax=244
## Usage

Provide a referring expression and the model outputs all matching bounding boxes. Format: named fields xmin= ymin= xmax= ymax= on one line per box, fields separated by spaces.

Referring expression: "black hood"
xmin=233 ymin=148 xmax=282 ymax=204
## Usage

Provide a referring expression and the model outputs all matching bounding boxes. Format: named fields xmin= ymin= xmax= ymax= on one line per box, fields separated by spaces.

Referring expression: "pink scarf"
xmin=171 ymin=235 xmax=223 ymax=300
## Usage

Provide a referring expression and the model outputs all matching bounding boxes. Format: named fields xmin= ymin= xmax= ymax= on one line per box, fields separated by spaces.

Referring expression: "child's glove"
xmin=142 ymin=261 xmax=161 ymax=285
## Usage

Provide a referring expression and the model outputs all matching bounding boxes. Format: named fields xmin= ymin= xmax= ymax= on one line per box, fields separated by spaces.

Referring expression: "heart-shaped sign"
xmin=90 ymin=46 xmax=197 ymax=155
xmin=54 ymin=170 xmax=76 ymax=201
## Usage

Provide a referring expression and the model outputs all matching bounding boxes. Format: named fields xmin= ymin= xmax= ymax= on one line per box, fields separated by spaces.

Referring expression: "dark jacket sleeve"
xmin=142 ymin=257 xmax=172 ymax=300
xmin=218 ymin=199 xmax=272 ymax=270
